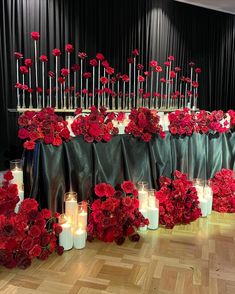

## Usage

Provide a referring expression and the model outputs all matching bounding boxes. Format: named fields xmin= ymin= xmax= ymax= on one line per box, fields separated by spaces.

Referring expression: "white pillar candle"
xmin=199 ymin=197 xmax=208 ymax=217
xmin=73 ymin=228 xmax=86 ymax=249
xmin=138 ymin=190 xmax=148 ymax=210
xmin=15 ymin=189 xmax=24 ymax=213
xmin=59 ymin=222 xmax=73 ymax=250
xmin=11 ymin=169 xmax=23 ymax=190
xmin=195 ymin=185 xmax=204 ymax=198
xmin=138 ymin=209 xmax=148 ymax=232
xmin=77 ymin=212 xmax=87 ymax=230
xmin=147 ymin=207 xmax=159 ymax=230
xmin=204 ymin=186 xmax=213 ymax=215
xmin=65 ymin=199 xmax=78 ymax=227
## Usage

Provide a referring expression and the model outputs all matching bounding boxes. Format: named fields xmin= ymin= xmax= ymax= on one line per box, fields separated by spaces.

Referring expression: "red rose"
xmin=61 ymin=68 xmax=69 ymax=76
xmin=52 ymin=135 xmax=62 ymax=146
xmin=89 ymin=124 xmax=102 ymax=137
xmin=52 ymin=48 xmax=61 ymax=56
xmin=132 ymin=49 xmax=139 ymax=56
xmin=130 ymin=233 xmax=140 ymax=242
xmin=96 ymin=53 xmax=105 ymax=61
xmin=44 ymin=133 xmax=54 ymax=144
xmin=95 ymin=183 xmax=107 ymax=197
xmin=24 ymin=58 xmax=32 ymax=67
xmin=56 ymin=245 xmax=64 ymax=256
xmin=41 ymin=208 xmax=51 ymax=219
xmin=195 ymin=67 xmax=201 ymax=73
xmin=14 ymin=52 xmax=23 ymax=59
xmin=155 ymin=66 xmax=162 ymax=72
xmin=71 ymin=64 xmax=80 ymax=72
xmin=58 ymin=76 xmax=65 ymax=84
xmin=21 ymin=237 xmax=34 ymax=251
xmin=60 ymin=128 xmax=70 ymax=140
xmin=20 ymin=198 xmax=38 ymax=214
xmin=29 ymin=225 xmax=41 ymax=238
xmin=141 ymin=133 xmax=152 ymax=142
xmin=90 ymin=59 xmax=98 ymax=67
xmin=31 ymin=31 xmax=40 ymax=41
xmin=3 ymin=171 xmax=13 ymax=182
xmin=189 ymin=61 xmax=195 ymax=67
xmin=18 ymin=128 xmax=29 ymax=139
xmin=122 ymin=196 xmax=133 ymax=207
xmin=78 ymin=52 xmax=87 ymax=59
xmin=138 ymin=75 xmax=145 ymax=82
xmin=137 ymin=64 xmax=144 ymax=70
xmin=29 ymin=244 xmax=42 ymax=257
xmin=175 ymin=67 xmax=181 ymax=72
xmin=23 ymin=140 xmax=35 ymax=150
xmin=40 ymin=55 xmax=48 ymax=62
xmin=104 ymin=230 xmax=115 ymax=242
xmin=105 ymin=67 xmax=114 ymax=75
xmin=149 ymin=60 xmax=158 ymax=67
xmin=41 ymin=232 xmax=50 ymax=247
xmin=144 ymin=71 xmax=150 ymax=77
xmin=127 ymin=57 xmax=133 ymax=64
xmin=20 ymin=66 xmax=28 ymax=75
xmin=103 ymin=133 xmax=111 ymax=142
xmin=48 ymin=71 xmax=55 ymax=78
xmin=121 ymin=181 xmax=135 ymax=194
xmin=170 ymin=71 xmax=176 ymax=78
xmin=122 ymin=74 xmax=129 ymax=82
xmin=37 ymin=87 xmax=43 ymax=93
xmin=65 ymin=43 xmax=74 ymax=53
xmin=100 ymin=76 xmax=108 ymax=84
xmin=164 ymin=61 xmax=170 ymax=67
xmin=54 ymin=224 xmax=62 ymax=235
xmin=126 ymin=226 xmax=135 ymax=236
xmin=102 ymin=60 xmax=109 ymax=68
xmin=160 ymin=78 xmax=166 ymax=83
xmin=168 ymin=55 xmax=174 ymax=61
xmin=83 ymin=72 xmax=91 ymax=79
xmin=28 ymin=88 xmax=34 ymax=93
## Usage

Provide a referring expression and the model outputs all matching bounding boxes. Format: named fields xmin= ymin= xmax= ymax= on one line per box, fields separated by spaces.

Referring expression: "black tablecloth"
xmin=23 ymin=132 xmax=235 ymax=213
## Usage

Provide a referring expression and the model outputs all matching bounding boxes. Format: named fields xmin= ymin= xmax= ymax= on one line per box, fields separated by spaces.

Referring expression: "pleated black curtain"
xmin=1 ymin=0 xmax=235 ymax=169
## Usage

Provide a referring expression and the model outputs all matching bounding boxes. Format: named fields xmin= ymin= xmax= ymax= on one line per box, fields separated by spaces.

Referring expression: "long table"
xmin=23 ymin=132 xmax=235 ymax=213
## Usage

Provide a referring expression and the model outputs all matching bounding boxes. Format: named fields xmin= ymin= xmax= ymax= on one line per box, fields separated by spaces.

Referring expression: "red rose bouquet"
xmin=168 ymin=108 xmax=196 ymax=136
xmin=228 ymin=110 xmax=235 ymax=130
xmin=156 ymin=171 xmax=201 ymax=228
xmin=125 ymin=107 xmax=165 ymax=142
xmin=210 ymin=169 xmax=235 ymax=213
xmin=18 ymin=107 xmax=71 ymax=150
xmin=71 ymin=106 xmax=119 ymax=143
xmin=196 ymin=110 xmax=229 ymax=134
xmin=0 ymin=171 xmax=20 ymax=215
xmin=87 ymin=181 xmax=149 ymax=244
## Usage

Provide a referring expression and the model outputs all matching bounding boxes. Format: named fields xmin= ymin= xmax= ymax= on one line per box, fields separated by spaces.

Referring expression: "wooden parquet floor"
xmin=1 ymin=212 xmax=235 ymax=294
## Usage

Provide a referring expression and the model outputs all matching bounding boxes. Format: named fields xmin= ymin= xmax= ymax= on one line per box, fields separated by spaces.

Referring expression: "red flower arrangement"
xmin=156 ymin=171 xmax=201 ymax=228
xmin=210 ymin=169 xmax=235 ymax=213
xmin=125 ymin=107 xmax=165 ymax=142
xmin=0 ymin=172 xmax=63 ymax=269
xmin=228 ymin=110 xmax=235 ymax=129
xmin=87 ymin=181 xmax=148 ymax=244
xmin=18 ymin=107 xmax=71 ymax=150
xmin=71 ymin=106 xmax=119 ymax=143
xmin=168 ymin=108 xmax=196 ymax=136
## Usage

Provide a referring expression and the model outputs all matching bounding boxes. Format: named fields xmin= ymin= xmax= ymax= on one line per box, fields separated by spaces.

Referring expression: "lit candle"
xmin=64 ymin=192 xmax=78 ymax=227
xmin=59 ymin=222 xmax=73 ymax=250
xmin=73 ymin=228 xmax=86 ymax=249
xmin=10 ymin=160 xmax=23 ymax=190
xmin=77 ymin=211 xmax=87 ymax=230
xmin=137 ymin=182 xmax=149 ymax=210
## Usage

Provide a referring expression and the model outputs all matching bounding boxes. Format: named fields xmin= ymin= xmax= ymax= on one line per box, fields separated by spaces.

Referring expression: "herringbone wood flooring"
xmin=1 ymin=212 xmax=235 ymax=294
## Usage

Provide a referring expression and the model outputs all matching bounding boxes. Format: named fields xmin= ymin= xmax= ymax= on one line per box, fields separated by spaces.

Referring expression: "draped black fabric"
xmin=23 ymin=133 xmax=235 ymax=213
xmin=1 ymin=0 xmax=235 ymax=169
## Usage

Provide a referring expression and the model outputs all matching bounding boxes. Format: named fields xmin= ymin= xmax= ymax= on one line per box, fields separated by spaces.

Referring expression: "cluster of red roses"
xmin=125 ymin=107 xmax=165 ymax=142
xmin=0 ymin=171 xmax=63 ymax=269
xmin=71 ymin=106 xmax=119 ymax=142
xmin=87 ymin=181 xmax=149 ymax=244
xmin=18 ymin=108 xmax=71 ymax=150
xmin=168 ymin=109 xmax=230 ymax=136
xmin=210 ymin=169 xmax=235 ymax=213
xmin=155 ymin=171 xmax=201 ymax=228
xmin=228 ymin=110 xmax=235 ymax=129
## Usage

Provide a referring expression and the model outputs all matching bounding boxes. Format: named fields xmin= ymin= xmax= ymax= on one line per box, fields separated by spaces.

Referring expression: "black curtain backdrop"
xmin=1 ymin=0 xmax=235 ymax=169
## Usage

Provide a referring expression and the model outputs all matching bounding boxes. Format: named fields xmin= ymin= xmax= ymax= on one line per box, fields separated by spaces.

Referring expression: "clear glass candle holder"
xmin=148 ymin=189 xmax=157 ymax=208
xmin=10 ymin=159 xmax=24 ymax=191
xmin=64 ymin=192 xmax=78 ymax=227
xmin=136 ymin=181 xmax=149 ymax=210
xmin=77 ymin=201 xmax=88 ymax=230
xmin=10 ymin=159 xmax=22 ymax=170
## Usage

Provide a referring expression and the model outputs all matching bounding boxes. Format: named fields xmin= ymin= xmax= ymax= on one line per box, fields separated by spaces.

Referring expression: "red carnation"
xmin=121 ymin=180 xmax=135 ymax=194
xmin=100 ymin=76 xmax=108 ymax=84
xmin=71 ymin=64 xmax=80 ymax=71
xmin=31 ymin=31 xmax=40 ymax=41
xmin=20 ymin=66 xmax=28 ymax=75
xmin=65 ymin=43 xmax=74 ymax=53
xmin=24 ymin=58 xmax=33 ymax=67
xmin=40 ymin=55 xmax=48 ymax=62
xmin=14 ymin=52 xmax=23 ymax=59
xmin=83 ymin=72 xmax=91 ymax=79
xmin=52 ymin=48 xmax=61 ymax=56
xmin=61 ymin=68 xmax=69 ymax=76
xmin=149 ymin=60 xmax=158 ymax=67
xmin=96 ymin=53 xmax=105 ymax=61
xmin=78 ymin=52 xmax=87 ymax=59
xmin=90 ymin=59 xmax=98 ymax=67
xmin=132 ymin=49 xmax=139 ymax=56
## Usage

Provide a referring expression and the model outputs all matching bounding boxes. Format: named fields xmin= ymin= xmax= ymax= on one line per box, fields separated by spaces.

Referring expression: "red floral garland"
xmin=87 ymin=181 xmax=149 ymax=244
xmin=71 ymin=106 xmax=119 ymax=143
xmin=0 ymin=171 xmax=63 ymax=269
xmin=125 ymin=107 xmax=165 ymax=142
xmin=156 ymin=171 xmax=201 ymax=228
xmin=18 ymin=107 xmax=71 ymax=150
xmin=211 ymin=168 xmax=235 ymax=213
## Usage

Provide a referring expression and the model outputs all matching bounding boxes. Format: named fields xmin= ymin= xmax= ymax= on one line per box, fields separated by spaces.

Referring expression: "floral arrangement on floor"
xmin=124 ymin=107 xmax=165 ymax=142
xmin=168 ymin=108 xmax=196 ymax=136
xmin=210 ymin=168 xmax=235 ymax=213
xmin=0 ymin=171 xmax=63 ymax=269
xmin=18 ymin=107 xmax=71 ymax=150
xmin=195 ymin=110 xmax=229 ymax=134
xmin=87 ymin=181 xmax=149 ymax=244
xmin=155 ymin=171 xmax=201 ymax=228
xmin=71 ymin=106 xmax=119 ymax=142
